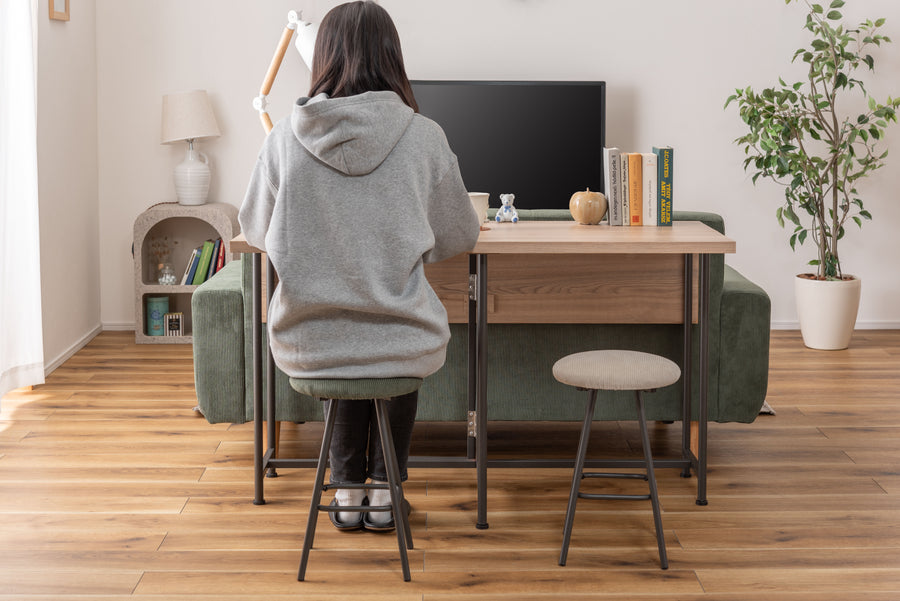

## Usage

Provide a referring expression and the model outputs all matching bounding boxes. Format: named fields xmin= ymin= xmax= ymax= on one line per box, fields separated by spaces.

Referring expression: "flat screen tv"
xmin=410 ymin=80 xmax=606 ymax=211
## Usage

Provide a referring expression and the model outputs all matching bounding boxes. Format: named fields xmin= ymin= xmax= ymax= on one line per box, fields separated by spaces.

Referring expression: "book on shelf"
xmin=191 ymin=240 xmax=216 ymax=286
xmin=620 ymin=153 xmax=630 ymax=226
xmin=181 ymin=247 xmax=200 ymax=285
xmin=206 ymin=238 xmax=222 ymax=281
xmin=164 ymin=312 xmax=184 ymax=336
xmin=602 ymin=147 xmax=623 ymax=226
xmin=215 ymin=238 xmax=226 ymax=272
xmin=626 ymin=153 xmax=643 ymax=226
xmin=642 ymin=152 xmax=658 ymax=227
xmin=604 ymin=144 xmax=675 ymax=226
xmin=653 ymin=145 xmax=674 ymax=226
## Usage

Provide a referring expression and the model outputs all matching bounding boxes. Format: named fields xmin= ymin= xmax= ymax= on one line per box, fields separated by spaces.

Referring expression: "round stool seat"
xmin=552 ymin=350 xmax=680 ymax=391
xmin=289 ymin=377 xmax=422 ymax=400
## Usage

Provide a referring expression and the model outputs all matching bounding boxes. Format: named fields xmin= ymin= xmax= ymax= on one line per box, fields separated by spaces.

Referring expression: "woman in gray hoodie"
xmin=239 ymin=1 xmax=480 ymax=530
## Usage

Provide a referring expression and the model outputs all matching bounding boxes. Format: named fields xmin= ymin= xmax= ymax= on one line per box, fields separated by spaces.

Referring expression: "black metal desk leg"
xmin=475 ymin=254 xmax=489 ymax=530
xmin=467 ymin=254 xmax=477 ymax=461
xmin=681 ymin=254 xmax=693 ymax=478
xmin=696 ymin=253 xmax=710 ymax=506
xmin=266 ymin=258 xmax=278 ymax=478
xmin=252 ymin=253 xmax=266 ymax=505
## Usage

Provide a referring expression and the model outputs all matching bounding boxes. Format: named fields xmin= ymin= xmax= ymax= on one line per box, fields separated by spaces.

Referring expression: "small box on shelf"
xmin=164 ymin=312 xmax=184 ymax=336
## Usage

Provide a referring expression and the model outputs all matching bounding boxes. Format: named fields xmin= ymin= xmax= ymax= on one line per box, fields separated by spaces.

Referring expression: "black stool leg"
xmin=559 ymin=389 xmax=597 ymax=566
xmin=374 ymin=399 xmax=412 ymax=581
xmin=635 ymin=391 xmax=668 ymax=570
xmin=298 ymin=399 xmax=338 ymax=581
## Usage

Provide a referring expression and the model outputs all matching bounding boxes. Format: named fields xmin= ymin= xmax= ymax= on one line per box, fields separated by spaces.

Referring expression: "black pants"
xmin=327 ymin=391 xmax=418 ymax=484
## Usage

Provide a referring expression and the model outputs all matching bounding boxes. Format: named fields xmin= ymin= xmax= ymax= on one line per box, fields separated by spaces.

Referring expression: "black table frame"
xmin=250 ymin=249 xmax=712 ymax=527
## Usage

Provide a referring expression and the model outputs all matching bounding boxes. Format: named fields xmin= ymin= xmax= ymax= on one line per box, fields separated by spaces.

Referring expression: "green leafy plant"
xmin=725 ymin=0 xmax=900 ymax=280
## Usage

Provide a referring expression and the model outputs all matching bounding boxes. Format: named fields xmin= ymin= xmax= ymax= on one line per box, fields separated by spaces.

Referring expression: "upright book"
xmin=206 ymin=238 xmax=222 ymax=281
xmin=214 ymin=238 xmax=226 ymax=272
xmin=603 ymin=147 xmax=622 ymax=226
xmin=652 ymin=145 xmax=674 ymax=226
xmin=620 ymin=153 xmax=630 ymax=226
xmin=191 ymin=240 xmax=216 ymax=286
xmin=642 ymin=152 xmax=658 ymax=227
xmin=181 ymin=247 xmax=201 ymax=285
xmin=626 ymin=153 xmax=643 ymax=226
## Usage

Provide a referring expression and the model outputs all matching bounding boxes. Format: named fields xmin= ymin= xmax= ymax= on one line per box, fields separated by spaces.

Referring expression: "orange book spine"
xmin=627 ymin=153 xmax=643 ymax=226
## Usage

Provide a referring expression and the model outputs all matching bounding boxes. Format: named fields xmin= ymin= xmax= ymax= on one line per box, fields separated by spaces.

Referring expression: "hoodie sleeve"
xmin=238 ymin=159 xmax=278 ymax=253
xmin=423 ymin=158 xmax=481 ymax=264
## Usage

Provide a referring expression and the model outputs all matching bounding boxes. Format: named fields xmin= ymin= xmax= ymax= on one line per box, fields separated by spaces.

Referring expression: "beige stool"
xmin=553 ymin=350 xmax=681 ymax=569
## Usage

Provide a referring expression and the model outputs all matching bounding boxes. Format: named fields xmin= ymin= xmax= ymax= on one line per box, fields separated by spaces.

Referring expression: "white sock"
xmin=367 ymin=480 xmax=392 ymax=525
xmin=335 ymin=488 xmax=365 ymax=523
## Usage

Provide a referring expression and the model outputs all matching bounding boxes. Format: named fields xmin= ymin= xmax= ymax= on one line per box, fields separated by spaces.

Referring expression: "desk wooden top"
xmin=471 ymin=221 xmax=735 ymax=255
xmin=231 ymin=220 xmax=735 ymax=256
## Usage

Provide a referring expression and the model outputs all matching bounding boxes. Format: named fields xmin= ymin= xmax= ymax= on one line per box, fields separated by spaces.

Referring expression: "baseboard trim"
xmin=45 ymin=325 xmax=103 ymax=375
xmin=101 ymin=322 xmax=136 ymax=332
xmin=771 ymin=321 xmax=900 ymax=330
xmin=853 ymin=321 xmax=900 ymax=330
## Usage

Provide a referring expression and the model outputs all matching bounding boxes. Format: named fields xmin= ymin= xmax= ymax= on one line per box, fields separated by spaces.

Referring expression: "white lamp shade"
xmin=160 ymin=90 xmax=221 ymax=144
xmin=294 ymin=20 xmax=319 ymax=69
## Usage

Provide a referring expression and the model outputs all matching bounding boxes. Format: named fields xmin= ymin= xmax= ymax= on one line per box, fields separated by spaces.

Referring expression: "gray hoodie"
xmin=239 ymin=91 xmax=480 ymax=380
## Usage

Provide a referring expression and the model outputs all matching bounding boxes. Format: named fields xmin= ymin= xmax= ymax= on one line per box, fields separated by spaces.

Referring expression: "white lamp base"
xmin=174 ymin=146 xmax=210 ymax=206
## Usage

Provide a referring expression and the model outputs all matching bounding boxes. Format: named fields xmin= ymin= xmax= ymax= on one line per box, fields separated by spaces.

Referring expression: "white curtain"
xmin=0 ymin=0 xmax=45 ymax=400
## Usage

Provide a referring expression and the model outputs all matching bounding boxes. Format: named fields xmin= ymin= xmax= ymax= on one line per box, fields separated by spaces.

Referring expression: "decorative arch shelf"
xmin=133 ymin=202 xmax=239 ymax=344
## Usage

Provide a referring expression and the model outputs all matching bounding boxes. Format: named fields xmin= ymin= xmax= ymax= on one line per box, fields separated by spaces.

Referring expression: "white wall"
xmin=93 ymin=0 xmax=900 ymax=330
xmin=37 ymin=0 xmax=101 ymax=370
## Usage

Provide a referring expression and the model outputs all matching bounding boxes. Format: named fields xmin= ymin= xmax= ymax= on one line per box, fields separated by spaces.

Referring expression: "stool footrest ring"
xmin=316 ymin=504 xmax=390 ymax=513
xmin=579 ymin=492 xmax=651 ymax=501
xmin=583 ymin=472 xmax=648 ymax=480
xmin=322 ymin=482 xmax=368 ymax=491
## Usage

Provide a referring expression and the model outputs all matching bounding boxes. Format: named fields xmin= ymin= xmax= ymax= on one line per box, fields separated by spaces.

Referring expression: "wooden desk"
xmin=233 ymin=221 xmax=736 ymax=527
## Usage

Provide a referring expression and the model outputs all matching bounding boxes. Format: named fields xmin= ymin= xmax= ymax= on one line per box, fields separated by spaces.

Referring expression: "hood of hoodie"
xmin=291 ymin=91 xmax=415 ymax=176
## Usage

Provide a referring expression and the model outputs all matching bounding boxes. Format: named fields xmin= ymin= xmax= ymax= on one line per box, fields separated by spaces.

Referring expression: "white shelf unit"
xmin=133 ymin=202 xmax=240 ymax=344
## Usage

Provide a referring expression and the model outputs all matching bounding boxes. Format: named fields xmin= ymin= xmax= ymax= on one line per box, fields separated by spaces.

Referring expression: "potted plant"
xmin=725 ymin=0 xmax=900 ymax=349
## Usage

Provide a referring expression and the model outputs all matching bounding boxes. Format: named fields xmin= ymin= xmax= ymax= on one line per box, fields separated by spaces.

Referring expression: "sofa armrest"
xmin=716 ymin=265 xmax=771 ymax=422
xmin=192 ymin=260 xmax=246 ymax=424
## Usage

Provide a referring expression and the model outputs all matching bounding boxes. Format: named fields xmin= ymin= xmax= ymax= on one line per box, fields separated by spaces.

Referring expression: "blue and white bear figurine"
xmin=495 ymin=193 xmax=519 ymax=223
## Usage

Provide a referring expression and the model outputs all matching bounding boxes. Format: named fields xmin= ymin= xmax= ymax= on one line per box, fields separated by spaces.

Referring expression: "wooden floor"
xmin=1 ymin=330 xmax=899 ymax=599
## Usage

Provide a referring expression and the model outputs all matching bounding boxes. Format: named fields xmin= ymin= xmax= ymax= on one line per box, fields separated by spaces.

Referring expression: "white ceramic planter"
xmin=794 ymin=274 xmax=861 ymax=350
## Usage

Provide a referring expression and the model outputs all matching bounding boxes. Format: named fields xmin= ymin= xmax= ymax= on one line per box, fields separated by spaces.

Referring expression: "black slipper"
xmin=328 ymin=498 xmax=364 ymax=531
xmin=363 ymin=498 xmax=411 ymax=532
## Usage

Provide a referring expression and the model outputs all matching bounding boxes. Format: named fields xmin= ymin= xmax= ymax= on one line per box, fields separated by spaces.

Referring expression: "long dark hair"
xmin=308 ymin=1 xmax=418 ymax=112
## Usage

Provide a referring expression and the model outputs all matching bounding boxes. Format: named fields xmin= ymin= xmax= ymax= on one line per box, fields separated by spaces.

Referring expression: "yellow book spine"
xmin=627 ymin=153 xmax=643 ymax=226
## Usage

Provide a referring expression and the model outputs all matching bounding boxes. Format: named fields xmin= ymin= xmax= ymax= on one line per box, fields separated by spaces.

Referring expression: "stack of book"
xmin=603 ymin=146 xmax=674 ymax=227
xmin=180 ymin=238 xmax=226 ymax=286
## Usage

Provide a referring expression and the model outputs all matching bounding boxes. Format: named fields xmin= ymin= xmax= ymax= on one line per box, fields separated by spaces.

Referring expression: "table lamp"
xmin=160 ymin=89 xmax=221 ymax=205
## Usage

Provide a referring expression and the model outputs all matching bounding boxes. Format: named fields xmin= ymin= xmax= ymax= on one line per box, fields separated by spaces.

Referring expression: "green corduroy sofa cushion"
xmin=192 ymin=210 xmax=769 ymax=425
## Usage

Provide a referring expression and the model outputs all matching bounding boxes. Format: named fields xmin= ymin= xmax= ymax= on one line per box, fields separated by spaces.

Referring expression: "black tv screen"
xmin=410 ymin=80 xmax=606 ymax=210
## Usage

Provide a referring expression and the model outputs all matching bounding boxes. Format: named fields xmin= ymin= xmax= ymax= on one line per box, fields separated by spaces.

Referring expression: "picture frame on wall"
xmin=49 ymin=0 xmax=69 ymax=21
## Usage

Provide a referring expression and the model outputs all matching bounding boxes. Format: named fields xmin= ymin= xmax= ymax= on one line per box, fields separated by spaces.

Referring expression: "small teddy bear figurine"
xmin=495 ymin=193 xmax=519 ymax=223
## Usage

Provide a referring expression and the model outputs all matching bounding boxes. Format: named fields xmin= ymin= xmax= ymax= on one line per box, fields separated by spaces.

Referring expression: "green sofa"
xmin=192 ymin=210 xmax=770 ymax=426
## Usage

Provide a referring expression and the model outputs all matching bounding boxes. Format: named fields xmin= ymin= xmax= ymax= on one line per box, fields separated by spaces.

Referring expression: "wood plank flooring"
xmin=1 ymin=329 xmax=899 ymax=599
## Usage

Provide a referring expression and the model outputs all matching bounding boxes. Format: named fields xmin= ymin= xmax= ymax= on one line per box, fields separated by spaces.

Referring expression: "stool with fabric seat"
xmin=289 ymin=377 xmax=421 ymax=582
xmin=552 ymin=350 xmax=681 ymax=570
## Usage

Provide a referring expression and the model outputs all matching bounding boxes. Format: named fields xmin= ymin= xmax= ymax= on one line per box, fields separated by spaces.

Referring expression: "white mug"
xmin=468 ymin=192 xmax=489 ymax=225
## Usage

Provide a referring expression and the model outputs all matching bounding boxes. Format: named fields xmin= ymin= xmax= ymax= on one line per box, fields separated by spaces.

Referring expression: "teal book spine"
xmin=653 ymin=146 xmax=673 ymax=226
